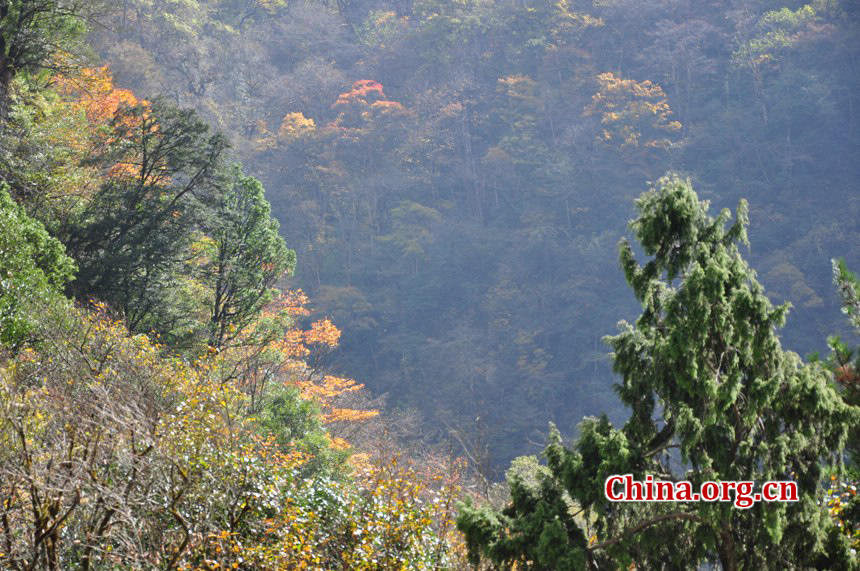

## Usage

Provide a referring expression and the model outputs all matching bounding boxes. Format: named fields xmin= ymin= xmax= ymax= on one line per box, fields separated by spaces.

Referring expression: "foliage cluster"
xmin=0 ymin=303 xmax=461 ymax=569
xmin=0 ymin=5 xmax=466 ymax=568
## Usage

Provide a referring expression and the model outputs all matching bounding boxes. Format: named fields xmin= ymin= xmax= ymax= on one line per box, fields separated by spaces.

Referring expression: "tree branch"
xmin=588 ymin=511 xmax=701 ymax=552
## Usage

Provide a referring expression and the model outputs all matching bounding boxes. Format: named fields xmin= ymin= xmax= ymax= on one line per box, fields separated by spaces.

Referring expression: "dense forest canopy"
xmin=0 ymin=0 xmax=857 ymax=568
xmin=82 ymin=0 xmax=859 ymax=471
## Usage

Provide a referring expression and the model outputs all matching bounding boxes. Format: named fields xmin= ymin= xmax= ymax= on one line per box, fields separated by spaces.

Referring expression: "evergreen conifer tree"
xmin=457 ymin=175 xmax=858 ymax=570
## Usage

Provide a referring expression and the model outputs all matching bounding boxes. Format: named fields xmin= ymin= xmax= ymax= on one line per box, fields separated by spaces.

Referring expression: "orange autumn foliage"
xmin=370 ymin=99 xmax=406 ymax=113
xmin=304 ymin=318 xmax=341 ymax=346
xmin=53 ymin=66 xmax=143 ymax=125
xmin=334 ymin=79 xmax=386 ymax=106
xmin=299 ymin=375 xmax=380 ymax=423
xmin=324 ymin=406 xmax=380 ymax=423
xmin=330 ymin=79 xmax=409 ymax=131
xmin=220 ymin=290 xmax=379 ymax=430
xmin=53 ymin=66 xmax=155 ymax=181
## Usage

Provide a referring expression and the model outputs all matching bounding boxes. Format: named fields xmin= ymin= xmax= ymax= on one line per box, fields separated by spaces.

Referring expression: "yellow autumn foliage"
xmin=277 ymin=111 xmax=316 ymax=140
xmin=585 ymin=72 xmax=682 ymax=151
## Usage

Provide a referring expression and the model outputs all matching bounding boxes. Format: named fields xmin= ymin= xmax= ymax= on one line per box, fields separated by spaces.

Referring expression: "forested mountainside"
xmin=0 ymin=1 xmax=466 ymax=567
xmin=0 ymin=0 xmax=858 ymax=568
xmin=86 ymin=0 xmax=859 ymax=471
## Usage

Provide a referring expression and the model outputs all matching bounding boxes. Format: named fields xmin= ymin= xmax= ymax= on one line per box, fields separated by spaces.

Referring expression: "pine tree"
xmin=457 ymin=174 xmax=858 ymax=570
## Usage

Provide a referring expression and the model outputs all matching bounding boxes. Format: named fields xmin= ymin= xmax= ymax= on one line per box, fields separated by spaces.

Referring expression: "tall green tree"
xmin=64 ymin=100 xmax=228 ymax=342
xmin=203 ymin=165 xmax=295 ymax=348
xmin=458 ymin=175 xmax=857 ymax=570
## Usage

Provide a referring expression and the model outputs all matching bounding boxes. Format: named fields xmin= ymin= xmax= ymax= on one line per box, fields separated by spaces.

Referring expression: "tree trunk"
xmin=0 ymin=62 xmax=13 ymax=120
xmin=717 ymin=529 xmax=737 ymax=571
